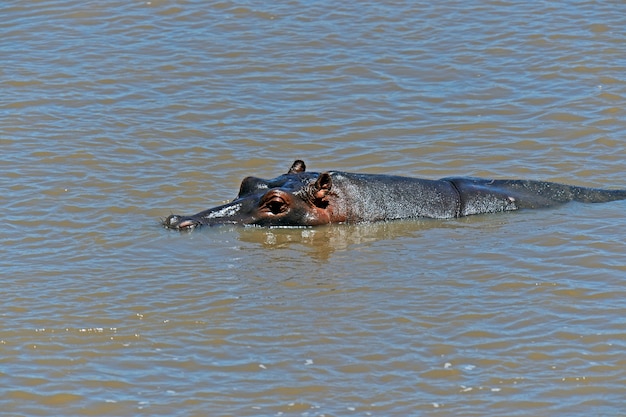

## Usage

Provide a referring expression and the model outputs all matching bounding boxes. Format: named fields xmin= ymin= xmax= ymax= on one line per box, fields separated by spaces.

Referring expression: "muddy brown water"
xmin=2 ymin=1 xmax=626 ymax=416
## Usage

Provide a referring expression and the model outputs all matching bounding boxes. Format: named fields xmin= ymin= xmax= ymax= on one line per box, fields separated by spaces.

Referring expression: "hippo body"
xmin=164 ymin=160 xmax=626 ymax=230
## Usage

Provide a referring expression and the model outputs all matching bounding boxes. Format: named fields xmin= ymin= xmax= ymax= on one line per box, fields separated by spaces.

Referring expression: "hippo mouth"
xmin=163 ymin=200 xmax=247 ymax=230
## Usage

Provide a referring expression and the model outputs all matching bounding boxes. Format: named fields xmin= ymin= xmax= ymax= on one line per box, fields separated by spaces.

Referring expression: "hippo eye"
xmin=263 ymin=195 xmax=288 ymax=215
xmin=267 ymin=198 xmax=286 ymax=214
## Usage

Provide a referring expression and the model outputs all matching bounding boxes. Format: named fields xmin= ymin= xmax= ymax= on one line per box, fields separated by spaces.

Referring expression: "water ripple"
xmin=2 ymin=1 xmax=626 ymax=416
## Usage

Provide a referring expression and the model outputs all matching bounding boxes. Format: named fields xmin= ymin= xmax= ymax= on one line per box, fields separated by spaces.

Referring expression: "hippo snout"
xmin=163 ymin=214 xmax=199 ymax=230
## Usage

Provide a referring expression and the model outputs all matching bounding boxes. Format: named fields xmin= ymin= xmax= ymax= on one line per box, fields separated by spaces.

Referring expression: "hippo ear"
xmin=313 ymin=172 xmax=332 ymax=202
xmin=288 ymin=160 xmax=306 ymax=174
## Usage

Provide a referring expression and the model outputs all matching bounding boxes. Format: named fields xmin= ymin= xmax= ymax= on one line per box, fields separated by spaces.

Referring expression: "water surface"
xmin=2 ymin=1 xmax=626 ymax=416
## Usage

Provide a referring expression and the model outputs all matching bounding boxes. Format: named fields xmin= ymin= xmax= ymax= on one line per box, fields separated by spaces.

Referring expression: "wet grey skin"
xmin=163 ymin=160 xmax=626 ymax=230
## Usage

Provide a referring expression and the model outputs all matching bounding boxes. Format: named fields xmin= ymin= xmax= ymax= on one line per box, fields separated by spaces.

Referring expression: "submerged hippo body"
xmin=164 ymin=160 xmax=626 ymax=230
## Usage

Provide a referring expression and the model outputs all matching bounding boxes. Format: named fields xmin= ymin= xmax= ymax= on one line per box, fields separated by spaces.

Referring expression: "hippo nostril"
xmin=163 ymin=215 xmax=200 ymax=230
xmin=163 ymin=215 xmax=181 ymax=229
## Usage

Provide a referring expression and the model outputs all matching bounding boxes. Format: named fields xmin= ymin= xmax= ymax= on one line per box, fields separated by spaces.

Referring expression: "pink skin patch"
xmin=177 ymin=220 xmax=196 ymax=229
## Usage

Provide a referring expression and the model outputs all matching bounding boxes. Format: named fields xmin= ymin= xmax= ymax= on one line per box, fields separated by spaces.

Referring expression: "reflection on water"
xmin=3 ymin=0 xmax=626 ymax=416
xmin=234 ymin=218 xmax=476 ymax=260
xmin=245 ymin=222 xmax=425 ymax=253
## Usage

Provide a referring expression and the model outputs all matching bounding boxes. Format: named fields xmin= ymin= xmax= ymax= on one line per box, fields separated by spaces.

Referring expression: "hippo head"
xmin=163 ymin=160 xmax=335 ymax=230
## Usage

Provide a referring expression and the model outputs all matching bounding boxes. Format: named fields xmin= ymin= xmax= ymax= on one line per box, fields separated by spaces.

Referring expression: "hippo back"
xmin=328 ymin=172 xmax=460 ymax=222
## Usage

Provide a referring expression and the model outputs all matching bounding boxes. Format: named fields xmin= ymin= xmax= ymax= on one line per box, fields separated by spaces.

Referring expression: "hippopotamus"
xmin=163 ymin=160 xmax=626 ymax=230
